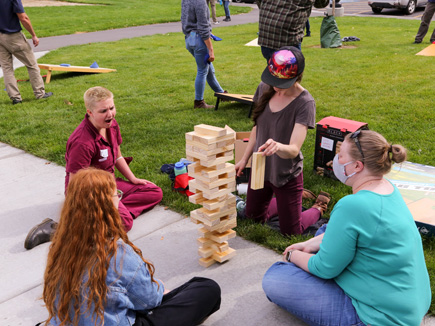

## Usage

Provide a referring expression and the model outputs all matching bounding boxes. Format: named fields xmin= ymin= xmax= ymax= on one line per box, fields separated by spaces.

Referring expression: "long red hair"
xmin=43 ymin=168 xmax=157 ymax=325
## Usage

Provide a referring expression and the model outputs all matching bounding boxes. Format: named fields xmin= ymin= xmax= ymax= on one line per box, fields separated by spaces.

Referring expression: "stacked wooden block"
xmin=186 ymin=124 xmax=237 ymax=267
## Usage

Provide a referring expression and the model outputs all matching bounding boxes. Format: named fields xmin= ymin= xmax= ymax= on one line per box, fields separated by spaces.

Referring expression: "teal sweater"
xmin=308 ymin=185 xmax=431 ymax=326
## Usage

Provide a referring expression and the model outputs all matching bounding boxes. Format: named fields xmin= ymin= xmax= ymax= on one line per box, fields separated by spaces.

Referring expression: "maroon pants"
xmin=245 ymin=173 xmax=320 ymax=235
xmin=116 ymin=178 xmax=163 ymax=231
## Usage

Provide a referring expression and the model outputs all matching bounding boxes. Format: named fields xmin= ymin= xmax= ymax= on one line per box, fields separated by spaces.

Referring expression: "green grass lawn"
xmin=2 ymin=16 xmax=435 ymax=313
xmin=23 ymin=0 xmax=250 ymax=37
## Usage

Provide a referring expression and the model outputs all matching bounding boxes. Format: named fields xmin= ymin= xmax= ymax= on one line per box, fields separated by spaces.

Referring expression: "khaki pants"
xmin=207 ymin=0 xmax=218 ymax=23
xmin=415 ymin=1 xmax=435 ymax=43
xmin=0 ymin=31 xmax=45 ymax=101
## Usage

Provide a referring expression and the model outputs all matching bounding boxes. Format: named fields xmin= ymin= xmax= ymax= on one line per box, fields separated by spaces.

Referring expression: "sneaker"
xmin=12 ymin=99 xmax=22 ymax=105
xmin=311 ymin=191 xmax=331 ymax=216
xmin=213 ymin=21 xmax=220 ymax=24
xmin=41 ymin=92 xmax=53 ymax=99
xmin=413 ymin=40 xmax=422 ymax=44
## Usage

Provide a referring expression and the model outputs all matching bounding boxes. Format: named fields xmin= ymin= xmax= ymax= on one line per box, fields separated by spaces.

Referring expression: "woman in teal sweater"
xmin=262 ymin=130 xmax=431 ymax=326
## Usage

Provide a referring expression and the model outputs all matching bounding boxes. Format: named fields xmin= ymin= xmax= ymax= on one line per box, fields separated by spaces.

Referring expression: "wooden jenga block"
xmin=186 ymin=138 xmax=234 ymax=151
xmin=186 ymin=143 xmax=234 ymax=156
xmin=212 ymin=248 xmax=236 ymax=263
xmin=185 ymin=131 xmax=235 ymax=146
xmin=190 ymin=215 xmax=201 ymax=224
xmin=197 ymin=206 xmax=236 ymax=223
xmin=198 ymin=228 xmax=236 ymax=243
xmin=199 ymin=257 xmax=216 ymax=268
xmin=202 ymin=214 xmax=237 ymax=232
xmin=202 ymin=194 xmax=235 ymax=211
xmin=189 ymin=179 xmax=236 ymax=200
xmin=188 ymin=193 xmax=205 ymax=205
xmin=251 ymin=152 xmax=266 ymax=190
xmin=194 ymin=174 xmax=236 ymax=190
xmin=197 ymin=238 xmax=229 ymax=253
xmin=209 ymin=229 xmax=236 ymax=243
xmin=189 ymin=163 xmax=234 ymax=181
xmin=187 ymin=152 xmax=234 ymax=168
xmin=194 ymin=124 xmax=227 ymax=137
xmin=198 ymin=246 xmax=214 ymax=258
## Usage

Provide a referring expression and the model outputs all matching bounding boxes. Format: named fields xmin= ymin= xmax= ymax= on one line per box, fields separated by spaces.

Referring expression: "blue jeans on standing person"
xmin=185 ymin=32 xmax=224 ymax=101
xmin=223 ymin=1 xmax=231 ymax=18
xmin=262 ymin=222 xmax=366 ymax=326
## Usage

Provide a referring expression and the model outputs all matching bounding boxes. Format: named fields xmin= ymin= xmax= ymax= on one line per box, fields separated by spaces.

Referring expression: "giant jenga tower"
xmin=186 ymin=124 xmax=237 ymax=267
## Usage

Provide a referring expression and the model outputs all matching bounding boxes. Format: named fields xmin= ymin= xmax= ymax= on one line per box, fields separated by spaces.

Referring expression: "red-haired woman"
xmin=42 ymin=168 xmax=220 ymax=326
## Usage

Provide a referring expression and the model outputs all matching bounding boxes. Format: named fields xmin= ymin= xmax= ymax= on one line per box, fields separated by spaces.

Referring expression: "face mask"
xmin=333 ymin=154 xmax=357 ymax=185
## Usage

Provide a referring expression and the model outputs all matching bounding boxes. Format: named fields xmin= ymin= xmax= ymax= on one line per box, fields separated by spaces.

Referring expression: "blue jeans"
xmin=262 ymin=262 xmax=365 ymax=326
xmin=223 ymin=1 xmax=230 ymax=17
xmin=185 ymin=32 xmax=224 ymax=100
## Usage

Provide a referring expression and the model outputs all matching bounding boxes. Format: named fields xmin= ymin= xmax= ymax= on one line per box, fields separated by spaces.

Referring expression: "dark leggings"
xmin=134 ymin=277 xmax=221 ymax=326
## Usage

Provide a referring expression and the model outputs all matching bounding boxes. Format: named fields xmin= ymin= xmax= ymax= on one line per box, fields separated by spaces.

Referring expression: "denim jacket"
xmin=50 ymin=240 xmax=164 ymax=326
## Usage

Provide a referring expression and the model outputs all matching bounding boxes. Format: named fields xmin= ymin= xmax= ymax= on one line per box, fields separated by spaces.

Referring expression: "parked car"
xmin=368 ymin=0 xmax=427 ymax=14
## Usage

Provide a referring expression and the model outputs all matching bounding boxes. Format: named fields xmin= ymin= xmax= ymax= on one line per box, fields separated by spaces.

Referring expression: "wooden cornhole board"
xmin=416 ymin=44 xmax=435 ymax=56
xmin=214 ymin=92 xmax=255 ymax=117
xmin=38 ymin=64 xmax=116 ymax=83
xmin=385 ymin=161 xmax=435 ymax=236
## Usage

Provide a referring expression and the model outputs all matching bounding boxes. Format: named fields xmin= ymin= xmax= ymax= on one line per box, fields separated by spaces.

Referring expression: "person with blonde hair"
xmin=25 ymin=86 xmax=162 ymax=250
xmin=42 ymin=168 xmax=221 ymax=326
xmin=262 ymin=130 xmax=431 ymax=325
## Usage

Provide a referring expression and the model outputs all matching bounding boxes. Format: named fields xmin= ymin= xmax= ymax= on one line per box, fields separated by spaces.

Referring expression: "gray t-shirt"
xmin=181 ymin=0 xmax=212 ymax=40
xmin=254 ymin=87 xmax=316 ymax=187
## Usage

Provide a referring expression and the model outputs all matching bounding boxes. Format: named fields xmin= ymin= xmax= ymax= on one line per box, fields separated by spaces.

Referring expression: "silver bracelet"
xmin=116 ymin=156 xmax=123 ymax=161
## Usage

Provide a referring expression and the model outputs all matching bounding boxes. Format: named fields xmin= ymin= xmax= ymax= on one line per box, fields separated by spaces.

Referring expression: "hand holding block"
xmin=250 ymin=152 xmax=265 ymax=190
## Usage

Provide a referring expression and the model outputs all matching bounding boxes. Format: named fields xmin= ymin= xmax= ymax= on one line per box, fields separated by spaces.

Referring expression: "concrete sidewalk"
xmin=0 ymin=142 xmax=305 ymax=325
xmin=1 ymin=146 xmax=435 ymax=326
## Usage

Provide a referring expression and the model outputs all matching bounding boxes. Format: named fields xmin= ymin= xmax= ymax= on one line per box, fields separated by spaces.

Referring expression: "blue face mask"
xmin=333 ymin=154 xmax=357 ymax=185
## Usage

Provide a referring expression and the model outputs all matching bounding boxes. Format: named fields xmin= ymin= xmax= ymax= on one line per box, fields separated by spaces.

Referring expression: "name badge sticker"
xmin=100 ymin=149 xmax=108 ymax=157
xmin=99 ymin=149 xmax=109 ymax=162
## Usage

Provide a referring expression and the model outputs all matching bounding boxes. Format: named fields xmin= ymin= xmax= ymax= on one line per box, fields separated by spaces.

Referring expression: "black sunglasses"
xmin=350 ymin=130 xmax=365 ymax=161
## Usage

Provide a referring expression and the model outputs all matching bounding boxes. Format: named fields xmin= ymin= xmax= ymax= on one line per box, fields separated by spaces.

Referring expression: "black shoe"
xmin=12 ymin=99 xmax=22 ymax=105
xmin=39 ymin=92 xmax=53 ymax=99
xmin=413 ymin=40 xmax=421 ymax=44
xmin=24 ymin=218 xmax=57 ymax=250
xmin=305 ymin=33 xmax=311 ymax=37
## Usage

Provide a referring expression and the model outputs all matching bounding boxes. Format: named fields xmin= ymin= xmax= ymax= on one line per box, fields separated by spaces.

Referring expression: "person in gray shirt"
xmin=181 ymin=0 xmax=226 ymax=109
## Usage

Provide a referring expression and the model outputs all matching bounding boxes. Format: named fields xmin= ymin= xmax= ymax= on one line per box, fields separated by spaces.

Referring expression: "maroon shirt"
xmin=65 ymin=114 xmax=122 ymax=190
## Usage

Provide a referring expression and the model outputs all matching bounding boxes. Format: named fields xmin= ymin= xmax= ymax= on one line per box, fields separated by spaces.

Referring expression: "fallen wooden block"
xmin=251 ymin=152 xmax=266 ymax=190
xmin=38 ymin=64 xmax=116 ymax=83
